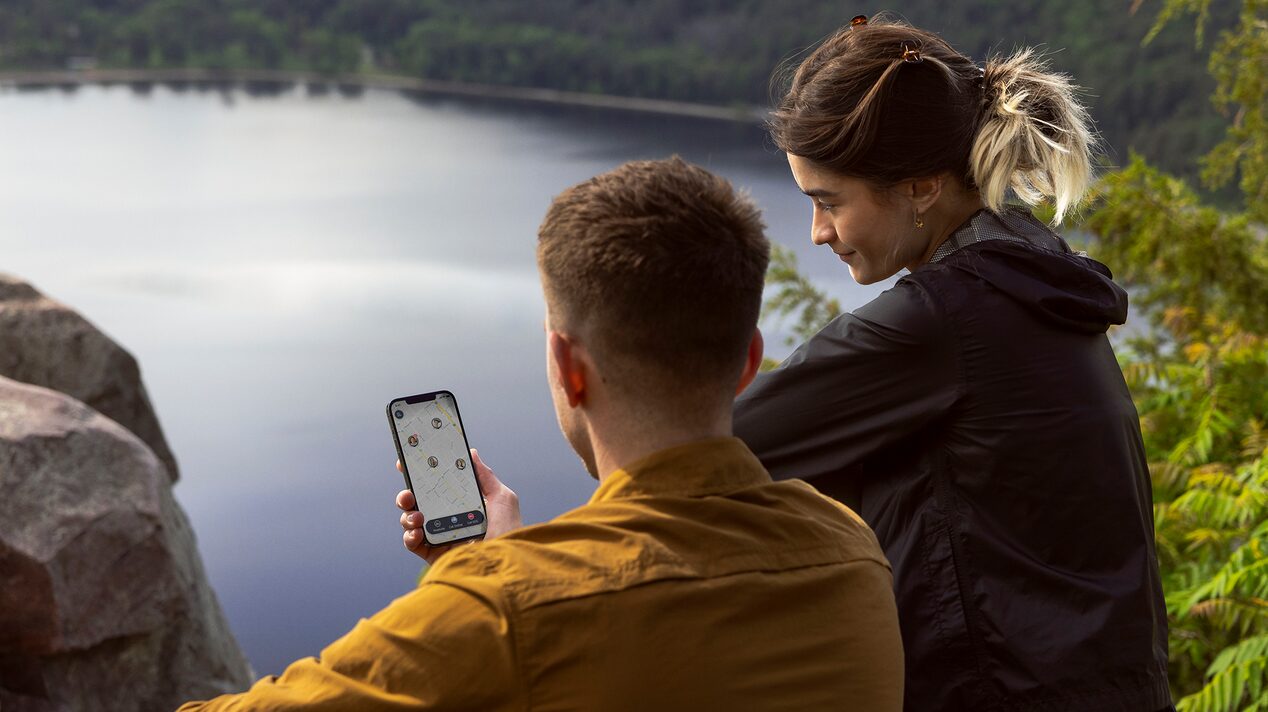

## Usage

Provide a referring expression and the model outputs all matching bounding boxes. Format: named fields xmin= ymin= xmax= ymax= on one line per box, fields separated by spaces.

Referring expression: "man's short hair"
xmin=537 ymin=156 xmax=769 ymax=405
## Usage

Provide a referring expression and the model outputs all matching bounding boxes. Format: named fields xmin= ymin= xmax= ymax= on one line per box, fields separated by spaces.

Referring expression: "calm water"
xmin=0 ymin=84 xmax=892 ymax=676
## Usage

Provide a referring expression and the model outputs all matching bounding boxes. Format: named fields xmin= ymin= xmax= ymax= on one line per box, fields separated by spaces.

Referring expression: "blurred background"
xmin=1 ymin=2 xmax=1261 ymax=705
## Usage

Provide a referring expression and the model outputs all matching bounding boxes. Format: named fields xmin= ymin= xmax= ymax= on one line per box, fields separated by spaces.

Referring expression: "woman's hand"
xmin=395 ymin=448 xmax=522 ymax=565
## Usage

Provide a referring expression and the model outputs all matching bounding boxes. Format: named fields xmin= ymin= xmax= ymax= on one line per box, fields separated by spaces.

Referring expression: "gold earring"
xmin=915 ymin=213 xmax=925 ymax=228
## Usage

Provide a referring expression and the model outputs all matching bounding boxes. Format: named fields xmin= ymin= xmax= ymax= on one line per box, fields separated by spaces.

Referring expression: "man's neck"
xmin=590 ymin=416 xmax=732 ymax=484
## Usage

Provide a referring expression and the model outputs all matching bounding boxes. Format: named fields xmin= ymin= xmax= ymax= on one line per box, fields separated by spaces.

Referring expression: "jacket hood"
xmin=931 ymin=210 xmax=1129 ymax=334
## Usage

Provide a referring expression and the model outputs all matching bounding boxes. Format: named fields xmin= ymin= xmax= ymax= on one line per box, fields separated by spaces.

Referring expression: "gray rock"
xmin=0 ymin=274 xmax=180 ymax=481
xmin=0 ymin=377 xmax=252 ymax=712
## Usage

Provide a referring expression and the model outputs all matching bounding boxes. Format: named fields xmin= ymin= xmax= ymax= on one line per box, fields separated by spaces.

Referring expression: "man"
xmin=179 ymin=157 xmax=903 ymax=711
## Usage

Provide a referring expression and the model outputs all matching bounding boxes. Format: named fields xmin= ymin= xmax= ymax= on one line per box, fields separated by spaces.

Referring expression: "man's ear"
xmin=904 ymin=175 xmax=944 ymax=215
xmin=548 ymin=330 xmax=587 ymax=408
xmin=735 ymin=328 xmax=765 ymax=395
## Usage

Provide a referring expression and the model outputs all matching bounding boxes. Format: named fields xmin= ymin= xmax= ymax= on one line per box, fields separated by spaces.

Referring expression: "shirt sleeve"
xmin=734 ymin=277 xmax=960 ymax=486
xmin=175 ymin=580 xmax=518 ymax=712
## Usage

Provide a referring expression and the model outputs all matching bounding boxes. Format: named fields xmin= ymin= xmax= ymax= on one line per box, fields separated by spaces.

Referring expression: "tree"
xmin=1084 ymin=2 xmax=1268 ymax=708
xmin=759 ymin=245 xmax=841 ymax=371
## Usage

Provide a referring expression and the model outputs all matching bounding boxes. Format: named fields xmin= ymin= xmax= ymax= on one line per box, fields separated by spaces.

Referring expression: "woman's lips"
xmin=837 ymin=250 xmax=856 ymax=263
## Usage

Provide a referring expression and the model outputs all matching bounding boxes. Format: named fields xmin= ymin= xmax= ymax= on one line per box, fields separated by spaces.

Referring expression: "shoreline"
xmin=0 ymin=68 xmax=769 ymax=123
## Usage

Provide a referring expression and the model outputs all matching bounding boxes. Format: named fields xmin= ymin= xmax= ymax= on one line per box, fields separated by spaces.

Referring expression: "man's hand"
xmin=396 ymin=448 xmax=522 ymax=565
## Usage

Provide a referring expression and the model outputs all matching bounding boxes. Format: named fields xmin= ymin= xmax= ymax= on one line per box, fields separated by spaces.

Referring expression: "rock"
xmin=0 ymin=376 xmax=252 ymax=712
xmin=0 ymin=275 xmax=180 ymax=481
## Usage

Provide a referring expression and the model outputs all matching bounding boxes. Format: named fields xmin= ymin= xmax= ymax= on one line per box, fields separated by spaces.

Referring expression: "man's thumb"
xmin=471 ymin=448 xmax=498 ymax=487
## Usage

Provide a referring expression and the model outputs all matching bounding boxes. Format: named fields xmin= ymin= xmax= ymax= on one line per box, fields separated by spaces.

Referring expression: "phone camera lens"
xmin=394 ymin=410 xmax=404 ymax=419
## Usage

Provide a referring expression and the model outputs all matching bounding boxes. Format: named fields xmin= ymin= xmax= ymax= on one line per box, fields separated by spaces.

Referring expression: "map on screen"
xmin=390 ymin=392 xmax=486 ymax=544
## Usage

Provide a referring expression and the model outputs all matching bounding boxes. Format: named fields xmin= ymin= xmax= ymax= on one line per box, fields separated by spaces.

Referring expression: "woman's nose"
xmin=810 ymin=211 xmax=835 ymax=246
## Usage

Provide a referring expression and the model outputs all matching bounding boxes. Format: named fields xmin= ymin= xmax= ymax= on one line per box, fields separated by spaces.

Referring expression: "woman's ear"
xmin=905 ymin=175 xmax=944 ymax=214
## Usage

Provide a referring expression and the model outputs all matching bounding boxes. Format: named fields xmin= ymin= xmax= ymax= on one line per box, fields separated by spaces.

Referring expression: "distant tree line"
xmin=0 ymin=0 xmax=1231 ymax=181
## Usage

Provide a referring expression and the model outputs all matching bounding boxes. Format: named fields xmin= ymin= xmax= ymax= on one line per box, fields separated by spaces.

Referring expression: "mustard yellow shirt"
xmin=178 ymin=437 xmax=903 ymax=711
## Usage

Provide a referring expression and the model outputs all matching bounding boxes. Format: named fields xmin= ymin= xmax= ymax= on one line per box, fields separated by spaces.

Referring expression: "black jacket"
xmin=734 ymin=209 xmax=1171 ymax=711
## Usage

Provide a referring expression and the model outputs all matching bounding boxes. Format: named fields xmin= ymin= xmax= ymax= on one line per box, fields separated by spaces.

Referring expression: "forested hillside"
xmin=0 ymin=0 xmax=1229 ymax=179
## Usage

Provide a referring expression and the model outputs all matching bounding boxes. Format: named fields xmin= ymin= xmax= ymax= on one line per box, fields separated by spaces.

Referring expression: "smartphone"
xmin=386 ymin=390 xmax=488 ymax=546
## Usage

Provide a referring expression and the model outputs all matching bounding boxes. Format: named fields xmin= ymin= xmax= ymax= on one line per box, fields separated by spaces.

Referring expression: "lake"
xmin=0 ymin=84 xmax=892 ymax=676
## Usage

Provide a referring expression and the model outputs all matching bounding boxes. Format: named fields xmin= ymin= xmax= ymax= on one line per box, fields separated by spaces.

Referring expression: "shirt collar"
xmin=928 ymin=207 xmax=1069 ymax=264
xmin=589 ymin=436 xmax=771 ymax=504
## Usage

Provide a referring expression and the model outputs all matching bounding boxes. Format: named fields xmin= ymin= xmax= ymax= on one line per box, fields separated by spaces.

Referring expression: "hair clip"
xmin=850 ymin=15 xmax=868 ymax=27
xmin=900 ymin=40 xmax=923 ymax=63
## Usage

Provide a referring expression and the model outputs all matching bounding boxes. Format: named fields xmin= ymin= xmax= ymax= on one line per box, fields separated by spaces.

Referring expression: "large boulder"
xmin=0 ymin=275 xmax=179 ymax=481
xmin=0 ymin=376 xmax=252 ymax=711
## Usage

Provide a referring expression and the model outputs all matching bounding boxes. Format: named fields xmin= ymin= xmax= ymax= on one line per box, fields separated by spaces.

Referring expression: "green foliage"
xmin=1113 ymin=307 xmax=1268 ymax=707
xmin=1201 ymin=0 xmax=1268 ymax=222
xmin=1146 ymin=0 xmax=1268 ymax=221
xmin=1047 ymin=2 xmax=1268 ymax=705
xmin=1178 ymin=633 xmax=1268 ymax=712
xmin=759 ymin=245 xmax=840 ymax=371
xmin=0 ymin=0 xmax=364 ymax=74
xmin=1081 ymin=156 xmax=1268 ymax=334
xmin=1058 ymin=1 xmax=1268 ymax=707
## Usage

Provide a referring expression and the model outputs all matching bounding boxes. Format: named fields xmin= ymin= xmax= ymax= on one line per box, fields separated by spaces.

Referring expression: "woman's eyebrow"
xmin=801 ymin=187 xmax=837 ymax=198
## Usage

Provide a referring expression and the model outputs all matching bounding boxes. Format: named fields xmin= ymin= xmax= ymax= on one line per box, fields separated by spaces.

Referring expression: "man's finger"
xmin=396 ymin=489 xmax=416 ymax=512
xmin=396 ymin=459 xmax=404 ymax=475
xmin=403 ymin=528 xmax=423 ymax=551
xmin=401 ymin=510 xmax=423 ymax=531
xmin=471 ymin=449 xmax=500 ymax=490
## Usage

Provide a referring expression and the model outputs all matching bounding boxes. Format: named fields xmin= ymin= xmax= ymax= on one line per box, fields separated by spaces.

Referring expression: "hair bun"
xmin=971 ymin=49 xmax=1096 ymax=224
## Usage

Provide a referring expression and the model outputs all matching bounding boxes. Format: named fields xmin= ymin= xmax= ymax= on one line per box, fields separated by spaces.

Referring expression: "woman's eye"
xmin=815 ymin=200 xmax=835 ymax=213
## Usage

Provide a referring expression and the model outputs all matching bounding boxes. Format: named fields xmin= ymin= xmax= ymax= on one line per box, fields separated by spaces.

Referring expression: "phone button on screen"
xmin=426 ymin=509 xmax=485 ymax=534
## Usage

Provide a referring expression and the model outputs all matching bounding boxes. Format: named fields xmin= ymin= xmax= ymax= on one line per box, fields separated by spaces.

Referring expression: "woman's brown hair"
xmin=770 ymin=16 xmax=1095 ymax=223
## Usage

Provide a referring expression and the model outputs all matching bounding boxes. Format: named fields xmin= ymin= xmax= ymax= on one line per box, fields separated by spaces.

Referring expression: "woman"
xmin=732 ymin=16 xmax=1171 ymax=712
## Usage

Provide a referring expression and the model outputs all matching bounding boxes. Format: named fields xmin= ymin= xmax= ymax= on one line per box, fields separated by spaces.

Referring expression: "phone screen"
xmin=388 ymin=391 xmax=487 ymax=545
